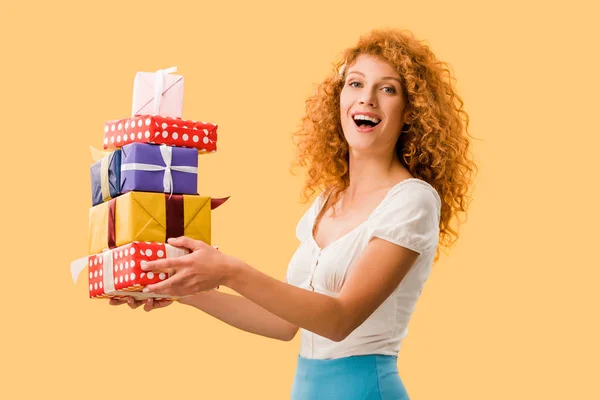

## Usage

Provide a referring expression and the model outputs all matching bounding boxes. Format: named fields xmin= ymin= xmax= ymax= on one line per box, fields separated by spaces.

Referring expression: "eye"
xmin=383 ymin=86 xmax=397 ymax=94
xmin=348 ymin=81 xmax=362 ymax=88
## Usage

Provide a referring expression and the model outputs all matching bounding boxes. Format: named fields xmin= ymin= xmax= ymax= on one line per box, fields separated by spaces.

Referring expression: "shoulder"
xmin=377 ymin=178 xmax=440 ymax=216
xmin=368 ymin=178 xmax=441 ymax=254
xmin=396 ymin=178 xmax=440 ymax=211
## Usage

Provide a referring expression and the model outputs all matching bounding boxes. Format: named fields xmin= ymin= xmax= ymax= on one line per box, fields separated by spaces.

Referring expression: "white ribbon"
xmin=120 ymin=145 xmax=197 ymax=195
xmin=70 ymin=256 xmax=88 ymax=284
xmin=102 ymin=251 xmax=115 ymax=294
xmin=166 ymin=244 xmax=189 ymax=259
xmin=69 ymin=251 xmax=114 ymax=292
xmin=153 ymin=66 xmax=178 ymax=115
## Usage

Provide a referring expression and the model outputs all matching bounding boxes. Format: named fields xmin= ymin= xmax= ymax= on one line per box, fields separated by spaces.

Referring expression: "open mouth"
xmin=353 ymin=115 xmax=381 ymax=129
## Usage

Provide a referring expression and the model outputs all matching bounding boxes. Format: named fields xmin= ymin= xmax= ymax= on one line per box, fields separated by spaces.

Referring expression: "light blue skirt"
xmin=291 ymin=354 xmax=409 ymax=399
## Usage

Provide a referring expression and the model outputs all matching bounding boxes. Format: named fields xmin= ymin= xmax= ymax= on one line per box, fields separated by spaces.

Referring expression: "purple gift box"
xmin=120 ymin=142 xmax=198 ymax=195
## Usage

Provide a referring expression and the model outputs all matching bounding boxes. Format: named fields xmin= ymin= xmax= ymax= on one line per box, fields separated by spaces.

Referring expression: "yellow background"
xmin=1 ymin=0 xmax=598 ymax=398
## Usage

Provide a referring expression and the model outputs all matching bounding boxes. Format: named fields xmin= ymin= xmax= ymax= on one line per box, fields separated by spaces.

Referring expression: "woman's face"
xmin=340 ymin=54 xmax=407 ymax=156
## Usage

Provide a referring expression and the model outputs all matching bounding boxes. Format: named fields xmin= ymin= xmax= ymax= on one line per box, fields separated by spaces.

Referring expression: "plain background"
xmin=1 ymin=0 xmax=598 ymax=398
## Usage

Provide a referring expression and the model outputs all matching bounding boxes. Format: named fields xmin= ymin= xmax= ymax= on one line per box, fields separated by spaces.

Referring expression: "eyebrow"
xmin=347 ymin=70 xmax=402 ymax=84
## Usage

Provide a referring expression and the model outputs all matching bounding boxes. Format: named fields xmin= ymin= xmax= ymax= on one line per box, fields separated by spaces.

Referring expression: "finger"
xmin=109 ymin=298 xmax=127 ymax=306
xmin=143 ymin=298 xmax=155 ymax=312
xmin=155 ymin=299 xmax=173 ymax=307
xmin=167 ymin=236 xmax=207 ymax=252
xmin=126 ymin=297 xmax=144 ymax=309
xmin=152 ymin=298 xmax=174 ymax=308
xmin=143 ymin=274 xmax=180 ymax=296
xmin=142 ymin=298 xmax=172 ymax=311
xmin=140 ymin=253 xmax=194 ymax=273
xmin=145 ymin=276 xmax=216 ymax=297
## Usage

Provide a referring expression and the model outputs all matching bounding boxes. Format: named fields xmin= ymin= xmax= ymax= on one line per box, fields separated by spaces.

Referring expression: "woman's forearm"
xmin=177 ymin=290 xmax=299 ymax=341
xmin=224 ymin=261 xmax=348 ymax=342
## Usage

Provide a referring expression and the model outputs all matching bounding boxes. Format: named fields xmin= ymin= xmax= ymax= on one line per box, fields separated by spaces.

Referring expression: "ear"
xmin=402 ymin=106 xmax=415 ymax=125
xmin=400 ymin=123 xmax=411 ymax=134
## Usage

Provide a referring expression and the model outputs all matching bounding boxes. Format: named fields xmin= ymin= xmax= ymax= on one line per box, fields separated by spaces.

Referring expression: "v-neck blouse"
xmin=285 ymin=178 xmax=442 ymax=360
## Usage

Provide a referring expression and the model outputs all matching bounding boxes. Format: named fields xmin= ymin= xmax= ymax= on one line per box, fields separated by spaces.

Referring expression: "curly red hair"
xmin=290 ymin=28 xmax=479 ymax=261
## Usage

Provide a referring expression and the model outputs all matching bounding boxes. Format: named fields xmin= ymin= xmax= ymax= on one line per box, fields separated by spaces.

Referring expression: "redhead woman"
xmin=111 ymin=28 xmax=477 ymax=399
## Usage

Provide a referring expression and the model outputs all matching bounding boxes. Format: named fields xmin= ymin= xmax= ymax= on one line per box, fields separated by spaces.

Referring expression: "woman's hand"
xmin=109 ymin=297 xmax=174 ymax=312
xmin=140 ymin=236 xmax=235 ymax=297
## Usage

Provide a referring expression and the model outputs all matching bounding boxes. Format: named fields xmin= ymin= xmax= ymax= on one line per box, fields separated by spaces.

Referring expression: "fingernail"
xmin=146 ymin=299 xmax=152 ymax=304
xmin=140 ymin=261 xmax=148 ymax=270
xmin=143 ymin=288 xmax=149 ymax=293
xmin=167 ymin=238 xmax=175 ymax=243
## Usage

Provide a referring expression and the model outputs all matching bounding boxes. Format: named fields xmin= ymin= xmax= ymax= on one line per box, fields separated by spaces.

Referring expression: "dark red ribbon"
xmin=107 ymin=198 xmax=117 ymax=249
xmin=165 ymin=194 xmax=184 ymax=240
xmin=211 ymin=196 xmax=230 ymax=210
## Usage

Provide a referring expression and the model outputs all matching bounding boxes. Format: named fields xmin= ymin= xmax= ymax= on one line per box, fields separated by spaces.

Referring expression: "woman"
xmin=111 ymin=28 xmax=477 ymax=399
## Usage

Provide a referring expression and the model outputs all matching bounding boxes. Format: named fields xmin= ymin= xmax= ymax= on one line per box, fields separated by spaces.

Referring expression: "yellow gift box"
xmin=88 ymin=191 xmax=211 ymax=255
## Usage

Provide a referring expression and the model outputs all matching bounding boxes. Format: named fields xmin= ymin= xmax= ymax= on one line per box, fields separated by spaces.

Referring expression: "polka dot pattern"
xmin=87 ymin=253 xmax=106 ymax=299
xmin=88 ymin=241 xmax=190 ymax=298
xmin=103 ymin=115 xmax=218 ymax=153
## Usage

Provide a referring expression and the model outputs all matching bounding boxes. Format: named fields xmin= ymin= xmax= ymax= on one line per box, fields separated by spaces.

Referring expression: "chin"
xmin=345 ymin=138 xmax=376 ymax=153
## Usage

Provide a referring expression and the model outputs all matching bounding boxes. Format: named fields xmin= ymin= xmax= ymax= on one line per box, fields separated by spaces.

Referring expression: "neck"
xmin=345 ymin=149 xmax=408 ymax=198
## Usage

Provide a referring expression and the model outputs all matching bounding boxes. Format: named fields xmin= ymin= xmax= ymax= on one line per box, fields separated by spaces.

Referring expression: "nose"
xmin=358 ymin=89 xmax=377 ymax=107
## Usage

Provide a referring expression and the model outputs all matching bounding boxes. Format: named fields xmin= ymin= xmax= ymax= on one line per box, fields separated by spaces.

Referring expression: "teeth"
xmin=353 ymin=114 xmax=381 ymax=124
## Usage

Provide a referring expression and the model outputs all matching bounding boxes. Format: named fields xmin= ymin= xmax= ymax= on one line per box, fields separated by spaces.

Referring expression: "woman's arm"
xmin=222 ymin=238 xmax=419 ymax=342
xmin=142 ymin=236 xmax=419 ymax=342
xmin=178 ymin=290 xmax=299 ymax=341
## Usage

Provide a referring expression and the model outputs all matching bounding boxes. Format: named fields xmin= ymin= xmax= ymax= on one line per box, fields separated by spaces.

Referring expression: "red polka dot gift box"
xmin=103 ymin=115 xmax=218 ymax=153
xmin=82 ymin=241 xmax=188 ymax=300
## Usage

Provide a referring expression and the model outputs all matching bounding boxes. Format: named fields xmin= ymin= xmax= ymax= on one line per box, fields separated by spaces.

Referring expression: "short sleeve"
xmin=368 ymin=184 xmax=441 ymax=254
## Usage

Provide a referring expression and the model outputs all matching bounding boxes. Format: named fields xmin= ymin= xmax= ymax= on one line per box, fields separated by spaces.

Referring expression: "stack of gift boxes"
xmin=71 ymin=67 xmax=227 ymax=301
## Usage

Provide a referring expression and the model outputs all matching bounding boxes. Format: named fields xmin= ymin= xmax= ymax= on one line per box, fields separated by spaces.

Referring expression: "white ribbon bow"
xmin=68 ymin=252 xmax=114 ymax=290
xmin=153 ymin=66 xmax=178 ymax=115
xmin=120 ymin=145 xmax=197 ymax=195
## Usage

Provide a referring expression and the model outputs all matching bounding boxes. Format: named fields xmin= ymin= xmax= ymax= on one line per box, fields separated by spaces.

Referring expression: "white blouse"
xmin=286 ymin=178 xmax=441 ymax=359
